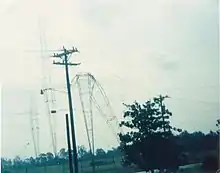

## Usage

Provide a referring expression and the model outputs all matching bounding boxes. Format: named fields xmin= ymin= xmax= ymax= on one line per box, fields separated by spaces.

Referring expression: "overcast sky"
xmin=1 ymin=0 xmax=219 ymax=158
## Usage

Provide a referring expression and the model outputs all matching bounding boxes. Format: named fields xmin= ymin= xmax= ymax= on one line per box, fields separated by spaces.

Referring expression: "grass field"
xmin=177 ymin=163 xmax=217 ymax=173
xmin=4 ymin=164 xmax=123 ymax=173
xmin=3 ymin=160 xmax=218 ymax=173
xmin=3 ymin=157 xmax=125 ymax=173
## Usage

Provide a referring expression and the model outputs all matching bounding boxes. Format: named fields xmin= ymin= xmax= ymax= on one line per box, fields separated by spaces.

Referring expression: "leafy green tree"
xmin=178 ymin=131 xmax=205 ymax=152
xmin=1 ymin=158 xmax=12 ymax=168
xmin=203 ymin=131 xmax=219 ymax=151
xmin=58 ymin=148 xmax=66 ymax=159
xmin=38 ymin=153 xmax=47 ymax=164
xmin=13 ymin=156 xmax=22 ymax=167
xmin=29 ymin=157 xmax=35 ymax=165
xmin=95 ymin=148 xmax=106 ymax=159
xmin=46 ymin=152 xmax=54 ymax=163
xmin=96 ymin=148 xmax=105 ymax=155
xmin=77 ymin=145 xmax=88 ymax=159
xmin=119 ymin=95 xmax=182 ymax=172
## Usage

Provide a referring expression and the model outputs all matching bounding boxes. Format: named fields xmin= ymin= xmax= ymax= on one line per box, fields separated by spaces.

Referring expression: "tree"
xmin=13 ymin=156 xmax=22 ymax=167
xmin=77 ymin=145 xmax=88 ymax=159
xmin=38 ymin=153 xmax=47 ymax=164
xmin=29 ymin=157 xmax=35 ymax=165
xmin=1 ymin=158 xmax=12 ymax=168
xmin=119 ymin=95 xmax=182 ymax=172
xmin=58 ymin=148 xmax=66 ymax=159
xmin=95 ymin=148 xmax=106 ymax=158
xmin=178 ymin=131 xmax=205 ymax=152
xmin=46 ymin=152 xmax=54 ymax=164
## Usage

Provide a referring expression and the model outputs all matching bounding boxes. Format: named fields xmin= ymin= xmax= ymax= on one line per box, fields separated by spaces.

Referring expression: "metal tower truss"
xmin=41 ymin=87 xmax=58 ymax=156
xmin=71 ymin=73 xmax=122 ymax=154
xmin=16 ymin=97 xmax=40 ymax=158
xmin=39 ymin=18 xmax=58 ymax=156
xmin=29 ymin=96 xmax=40 ymax=158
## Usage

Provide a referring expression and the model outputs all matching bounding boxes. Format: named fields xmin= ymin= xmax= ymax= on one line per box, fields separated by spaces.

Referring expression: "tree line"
xmin=1 ymin=147 xmax=122 ymax=168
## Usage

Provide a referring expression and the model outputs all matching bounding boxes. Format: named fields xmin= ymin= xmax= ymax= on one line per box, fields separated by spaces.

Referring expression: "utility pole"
xmin=159 ymin=95 xmax=167 ymax=133
xmin=65 ymin=114 xmax=74 ymax=173
xmin=52 ymin=46 xmax=80 ymax=173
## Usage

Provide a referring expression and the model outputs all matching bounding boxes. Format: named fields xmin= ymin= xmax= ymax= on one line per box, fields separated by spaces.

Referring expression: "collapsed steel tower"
xmin=71 ymin=73 xmax=122 ymax=173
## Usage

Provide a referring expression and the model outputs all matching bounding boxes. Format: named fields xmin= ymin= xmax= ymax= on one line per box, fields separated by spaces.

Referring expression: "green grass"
xmin=177 ymin=163 xmax=217 ymax=173
xmin=4 ymin=164 xmax=121 ymax=173
xmin=3 ymin=158 xmax=123 ymax=173
xmin=179 ymin=163 xmax=202 ymax=170
xmin=5 ymin=160 xmax=217 ymax=173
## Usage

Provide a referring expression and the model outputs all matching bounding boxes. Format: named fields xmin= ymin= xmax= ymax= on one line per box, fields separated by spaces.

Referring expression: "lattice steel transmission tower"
xmin=15 ymin=95 xmax=40 ymax=158
xmin=29 ymin=96 xmax=40 ymax=158
xmin=71 ymin=73 xmax=122 ymax=173
xmin=40 ymin=88 xmax=58 ymax=156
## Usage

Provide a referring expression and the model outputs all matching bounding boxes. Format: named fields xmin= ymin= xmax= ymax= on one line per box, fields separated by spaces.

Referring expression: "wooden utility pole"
xmin=159 ymin=95 xmax=169 ymax=133
xmin=52 ymin=46 xmax=80 ymax=173
xmin=65 ymin=114 xmax=74 ymax=173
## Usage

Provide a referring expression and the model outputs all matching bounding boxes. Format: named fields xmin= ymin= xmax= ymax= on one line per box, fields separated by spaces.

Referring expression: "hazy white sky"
xmin=1 ymin=0 xmax=219 ymax=158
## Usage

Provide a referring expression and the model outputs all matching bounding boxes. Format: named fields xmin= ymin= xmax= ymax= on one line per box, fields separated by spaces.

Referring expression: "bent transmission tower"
xmin=71 ymin=73 xmax=122 ymax=173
